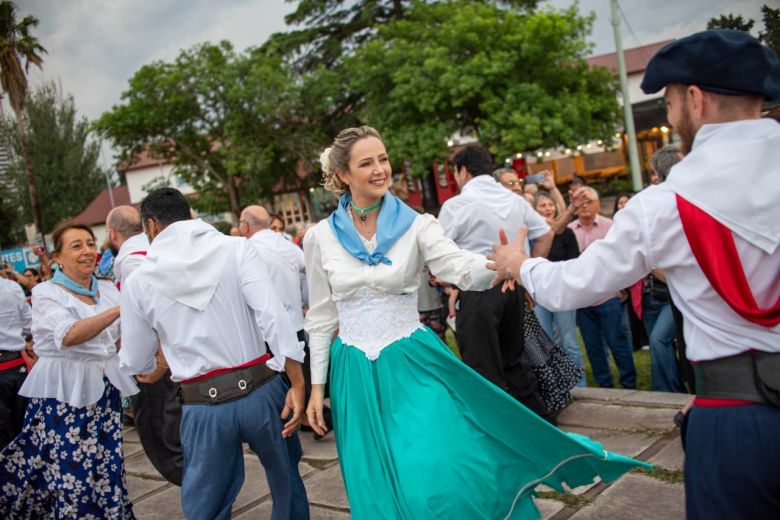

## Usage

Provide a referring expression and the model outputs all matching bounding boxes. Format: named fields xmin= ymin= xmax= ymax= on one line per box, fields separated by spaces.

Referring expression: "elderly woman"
xmin=304 ymin=126 xmax=647 ymax=519
xmin=0 ymin=222 xmax=138 ymax=519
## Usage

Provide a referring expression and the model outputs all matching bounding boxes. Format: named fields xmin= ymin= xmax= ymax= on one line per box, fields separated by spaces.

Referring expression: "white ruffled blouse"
xmin=20 ymin=280 xmax=139 ymax=407
xmin=304 ymin=213 xmax=494 ymax=384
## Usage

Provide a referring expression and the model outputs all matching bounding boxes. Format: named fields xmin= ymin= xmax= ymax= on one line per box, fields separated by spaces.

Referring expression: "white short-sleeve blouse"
xmin=20 ymin=279 xmax=139 ymax=407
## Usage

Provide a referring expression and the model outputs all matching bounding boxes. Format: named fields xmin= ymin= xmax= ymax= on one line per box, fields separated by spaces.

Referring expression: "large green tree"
xmin=340 ymin=1 xmax=618 ymax=174
xmin=270 ymin=0 xmax=541 ymax=72
xmin=0 ymin=0 xmax=46 ymax=245
xmin=0 ymin=82 xmax=108 ymax=237
xmin=95 ymin=41 xmax=321 ymax=217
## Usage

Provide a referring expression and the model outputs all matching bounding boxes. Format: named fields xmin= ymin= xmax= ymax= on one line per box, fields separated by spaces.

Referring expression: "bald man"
xmin=239 ymin=206 xmax=331 ymax=438
xmin=106 ymin=205 xmax=184 ymax=485
xmin=107 ymin=205 xmax=149 ymax=288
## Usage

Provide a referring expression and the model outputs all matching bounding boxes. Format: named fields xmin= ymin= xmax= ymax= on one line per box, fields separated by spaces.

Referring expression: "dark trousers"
xmin=0 ymin=364 xmax=27 ymax=451
xmin=456 ymin=285 xmax=548 ymax=418
xmin=685 ymin=404 xmax=780 ymax=519
xmin=576 ymin=298 xmax=637 ymax=389
xmin=134 ymin=370 xmax=184 ymax=485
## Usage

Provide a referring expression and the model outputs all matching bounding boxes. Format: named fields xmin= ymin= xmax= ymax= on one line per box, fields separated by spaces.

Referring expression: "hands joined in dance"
xmin=487 ymin=227 xmax=529 ymax=292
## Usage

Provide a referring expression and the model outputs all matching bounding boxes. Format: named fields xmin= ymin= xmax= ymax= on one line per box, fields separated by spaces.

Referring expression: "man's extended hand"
xmin=487 ymin=227 xmax=529 ymax=289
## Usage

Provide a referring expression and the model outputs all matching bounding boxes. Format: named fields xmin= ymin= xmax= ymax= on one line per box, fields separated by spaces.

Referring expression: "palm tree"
xmin=0 ymin=1 xmax=46 ymax=246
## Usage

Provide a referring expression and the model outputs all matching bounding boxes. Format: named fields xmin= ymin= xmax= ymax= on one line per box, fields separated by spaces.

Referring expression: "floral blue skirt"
xmin=0 ymin=379 xmax=135 ymax=519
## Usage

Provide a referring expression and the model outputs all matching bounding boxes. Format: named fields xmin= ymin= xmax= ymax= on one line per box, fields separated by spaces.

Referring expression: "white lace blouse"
xmin=304 ymin=213 xmax=494 ymax=384
xmin=20 ymin=280 xmax=139 ymax=407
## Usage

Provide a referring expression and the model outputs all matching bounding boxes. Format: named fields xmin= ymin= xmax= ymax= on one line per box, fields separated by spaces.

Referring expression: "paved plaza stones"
xmin=125 ymin=387 xmax=687 ymax=518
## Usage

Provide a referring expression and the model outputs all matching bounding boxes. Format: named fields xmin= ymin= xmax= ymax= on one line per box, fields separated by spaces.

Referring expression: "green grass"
xmin=444 ymin=328 xmax=652 ymax=391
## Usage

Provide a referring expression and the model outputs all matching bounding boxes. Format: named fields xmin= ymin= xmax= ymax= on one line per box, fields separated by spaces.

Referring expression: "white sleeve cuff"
xmin=308 ymin=332 xmax=332 ymax=385
xmin=520 ymin=257 xmax=548 ymax=299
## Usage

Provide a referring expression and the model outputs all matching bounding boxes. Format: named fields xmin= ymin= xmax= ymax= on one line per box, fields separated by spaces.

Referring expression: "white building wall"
xmin=125 ymin=164 xmax=196 ymax=204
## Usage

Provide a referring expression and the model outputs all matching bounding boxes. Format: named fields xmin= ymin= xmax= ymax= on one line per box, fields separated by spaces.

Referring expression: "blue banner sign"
xmin=1 ymin=247 xmax=42 ymax=273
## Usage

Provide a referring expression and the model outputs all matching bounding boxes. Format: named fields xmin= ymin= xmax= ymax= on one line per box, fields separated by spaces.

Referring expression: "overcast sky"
xmin=16 ymin=0 xmax=767 ymax=168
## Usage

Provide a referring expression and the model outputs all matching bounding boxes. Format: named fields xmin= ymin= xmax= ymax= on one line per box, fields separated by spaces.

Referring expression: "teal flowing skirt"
xmin=329 ymin=327 xmax=649 ymax=519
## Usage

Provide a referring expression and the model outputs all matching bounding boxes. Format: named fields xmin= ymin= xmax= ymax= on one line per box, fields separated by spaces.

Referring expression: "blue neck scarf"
xmin=53 ymin=267 xmax=100 ymax=302
xmin=328 ymin=192 xmax=418 ymax=266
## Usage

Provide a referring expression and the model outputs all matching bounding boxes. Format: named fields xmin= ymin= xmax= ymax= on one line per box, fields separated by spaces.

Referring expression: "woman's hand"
xmin=306 ymin=384 xmax=328 ymax=437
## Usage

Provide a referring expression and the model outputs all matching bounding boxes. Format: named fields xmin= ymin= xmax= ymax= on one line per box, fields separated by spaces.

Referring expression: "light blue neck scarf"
xmin=52 ymin=267 xmax=100 ymax=302
xmin=328 ymin=192 xmax=418 ymax=266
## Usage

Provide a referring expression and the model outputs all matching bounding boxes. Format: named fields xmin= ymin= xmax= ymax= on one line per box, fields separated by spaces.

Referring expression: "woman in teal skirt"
xmin=304 ymin=126 xmax=648 ymax=519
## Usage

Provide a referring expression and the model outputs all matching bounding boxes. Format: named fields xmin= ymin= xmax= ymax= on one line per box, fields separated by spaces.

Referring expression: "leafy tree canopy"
xmin=339 ymin=1 xmax=618 ymax=174
xmin=0 ymin=81 xmax=107 ymax=237
xmin=95 ymin=41 xmax=323 ymax=217
xmin=268 ymin=0 xmax=541 ymax=71
xmin=706 ymin=13 xmax=755 ymax=32
xmin=706 ymin=5 xmax=780 ymax=56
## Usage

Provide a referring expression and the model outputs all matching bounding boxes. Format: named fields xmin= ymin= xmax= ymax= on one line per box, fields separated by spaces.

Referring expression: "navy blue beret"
xmin=641 ymin=29 xmax=780 ymax=101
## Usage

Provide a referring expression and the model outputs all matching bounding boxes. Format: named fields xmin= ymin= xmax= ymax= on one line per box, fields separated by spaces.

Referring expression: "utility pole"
xmin=610 ymin=0 xmax=643 ymax=192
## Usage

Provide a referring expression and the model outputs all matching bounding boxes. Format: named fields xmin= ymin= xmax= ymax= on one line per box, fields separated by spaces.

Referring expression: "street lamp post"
xmin=610 ymin=0 xmax=643 ymax=192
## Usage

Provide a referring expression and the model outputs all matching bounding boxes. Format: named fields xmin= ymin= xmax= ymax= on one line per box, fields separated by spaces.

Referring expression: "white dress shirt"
xmin=438 ymin=175 xmax=550 ymax=256
xmin=0 ymin=278 xmax=31 ymax=351
xmin=248 ymin=229 xmax=306 ymax=332
xmin=521 ymin=185 xmax=780 ymax=363
xmin=304 ymin=213 xmax=494 ymax=384
xmin=19 ymin=280 xmax=139 ymax=407
xmin=521 ymin=119 xmax=780 ymax=363
xmin=119 ymin=220 xmax=304 ymax=381
xmin=113 ymin=232 xmax=149 ymax=287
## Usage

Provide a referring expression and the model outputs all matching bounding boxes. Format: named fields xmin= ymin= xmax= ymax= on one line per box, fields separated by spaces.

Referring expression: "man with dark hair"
xmin=106 ymin=204 xmax=184 ymax=485
xmin=120 ymin=187 xmax=309 ymax=519
xmin=491 ymin=30 xmax=780 ymax=519
xmin=438 ymin=145 xmax=554 ymax=420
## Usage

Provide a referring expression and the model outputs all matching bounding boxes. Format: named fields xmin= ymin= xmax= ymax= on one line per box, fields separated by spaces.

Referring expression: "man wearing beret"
xmin=489 ymin=29 xmax=780 ymax=519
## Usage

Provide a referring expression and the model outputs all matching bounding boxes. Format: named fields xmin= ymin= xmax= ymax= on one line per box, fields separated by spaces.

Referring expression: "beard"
xmin=676 ymin=104 xmax=697 ymax=155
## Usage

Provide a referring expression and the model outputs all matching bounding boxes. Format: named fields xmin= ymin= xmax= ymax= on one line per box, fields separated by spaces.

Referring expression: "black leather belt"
xmin=179 ymin=362 xmax=278 ymax=405
xmin=0 ymin=350 xmax=22 ymax=363
xmin=694 ymin=351 xmax=780 ymax=406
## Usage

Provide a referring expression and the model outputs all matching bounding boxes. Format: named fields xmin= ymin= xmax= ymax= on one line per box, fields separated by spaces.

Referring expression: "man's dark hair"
xmin=140 ymin=187 xmax=192 ymax=228
xmin=452 ymin=145 xmax=494 ymax=177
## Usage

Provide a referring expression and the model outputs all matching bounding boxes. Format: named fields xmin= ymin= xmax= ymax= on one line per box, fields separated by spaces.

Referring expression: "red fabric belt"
xmin=0 ymin=356 xmax=25 ymax=372
xmin=693 ymin=397 xmax=754 ymax=407
xmin=181 ymin=353 xmax=271 ymax=384
xmin=676 ymin=195 xmax=780 ymax=327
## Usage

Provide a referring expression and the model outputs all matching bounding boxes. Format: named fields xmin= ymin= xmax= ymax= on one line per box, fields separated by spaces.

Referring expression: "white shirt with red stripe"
xmin=119 ymin=220 xmax=304 ymax=382
xmin=113 ymin=232 xmax=149 ymax=287
xmin=0 ymin=278 xmax=31 ymax=352
xmin=520 ymin=119 xmax=780 ymax=363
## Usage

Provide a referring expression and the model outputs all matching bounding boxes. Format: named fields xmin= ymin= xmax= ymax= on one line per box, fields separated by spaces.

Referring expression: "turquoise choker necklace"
xmin=351 ymin=199 xmax=382 ymax=221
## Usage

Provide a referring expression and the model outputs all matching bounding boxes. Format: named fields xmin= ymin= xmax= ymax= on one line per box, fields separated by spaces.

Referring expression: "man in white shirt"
xmin=106 ymin=205 xmax=184 ymax=486
xmin=490 ymin=30 xmax=780 ymax=519
xmin=239 ymin=204 xmax=306 ymax=336
xmin=119 ymin=188 xmax=309 ymax=520
xmin=438 ymin=144 xmax=554 ymax=420
xmin=239 ymin=205 xmax=332 ymax=438
xmin=0 ymin=274 xmax=32 ymax=450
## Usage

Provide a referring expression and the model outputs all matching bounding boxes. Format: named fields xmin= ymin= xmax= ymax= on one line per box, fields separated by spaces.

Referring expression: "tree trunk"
xmin=227 ymin=177 xmax=241 ymax=221
xmin=14 ymin=108 xmax=46 ymax=249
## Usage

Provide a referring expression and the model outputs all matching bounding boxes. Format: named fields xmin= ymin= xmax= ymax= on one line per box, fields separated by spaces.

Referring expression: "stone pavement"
xmin=124 ymin=388 xmax=689 ymax=519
